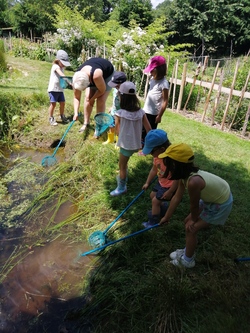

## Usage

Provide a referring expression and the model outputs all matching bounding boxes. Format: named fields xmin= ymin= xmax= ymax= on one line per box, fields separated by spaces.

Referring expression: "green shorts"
xmin=120 ymin=147 xmax=138 ymax=157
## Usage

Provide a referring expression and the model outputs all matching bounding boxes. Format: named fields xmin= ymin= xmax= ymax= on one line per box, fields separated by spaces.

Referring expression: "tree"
xmin=155 ymin=0 xmax=250 ymax=57
xmin=110 ymin=0 xmax=153 ymax=28
xmin=10 ymin=0 xmax=58 ymax=37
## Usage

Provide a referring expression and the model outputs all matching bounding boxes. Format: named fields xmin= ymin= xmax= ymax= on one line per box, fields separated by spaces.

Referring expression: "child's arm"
xmin=155 ymin=88 xmax=169 ymax=124
xmin=55 ymin=67 xmax=65 ymax=77
xmin=160 ymin=180 xmax=185 ymax=225
xmin=142 ymin=165 xmax=157 ymax=190
xmin=73 ymin=89 xmax=82 ymax=120
xmin=115 ymin=115 xmax=120 ymax=136
xmin=161 ymin=180 xmax=178 ymax=201
xmin=142 ymin=114 xmax=152 ymax=133
xmin=188 ymin=175 xmax=205 ymax=222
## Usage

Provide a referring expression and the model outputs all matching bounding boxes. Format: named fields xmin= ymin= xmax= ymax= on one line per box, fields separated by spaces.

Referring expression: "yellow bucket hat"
xmin=158 ymin=143 xmax=194 ymax=163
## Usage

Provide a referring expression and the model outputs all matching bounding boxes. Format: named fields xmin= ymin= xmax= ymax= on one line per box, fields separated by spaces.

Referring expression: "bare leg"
xmin=96 ymin=91 xmax=111 ymax=113
xmin=48 ymin=102 xmax=56 ymax=118
xmin=83 ymin=87 xmax=94 ymax=125
xmin=151 ymin=196 xmax=162 ymax=216
xmin=185 ymin=218 xmax=209 ymax=258
xmin=119 ymin=154 xmax=130 ymax=180
xmin=59 ymin=101 xmax=65 ymax=116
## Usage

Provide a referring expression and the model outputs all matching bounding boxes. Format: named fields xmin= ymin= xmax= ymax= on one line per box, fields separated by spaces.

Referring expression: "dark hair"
xmin=154 ymin=63 xmax=167 ymax=80
xmin=163 ymin=157 xmax=199 ymax=180
xmin=119 ymin=93 xmax=141 ymax=112
xmin=151 ymin=139 xmax=171 ymax=154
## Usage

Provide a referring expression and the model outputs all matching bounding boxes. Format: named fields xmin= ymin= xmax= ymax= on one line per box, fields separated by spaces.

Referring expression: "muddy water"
xmin=0 ymin=231 xmax=93 ymax=332
xmin=0 ymin=147 xmax=95 ymax=333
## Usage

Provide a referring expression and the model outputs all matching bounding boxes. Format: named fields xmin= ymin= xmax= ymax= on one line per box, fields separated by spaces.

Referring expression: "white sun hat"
xmin=72 ymin=71 xmax=90 ymax=91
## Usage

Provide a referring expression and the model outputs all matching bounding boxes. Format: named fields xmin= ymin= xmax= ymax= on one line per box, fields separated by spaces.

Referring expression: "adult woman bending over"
xmin=72 ymin=57 xmax=114 ymax=133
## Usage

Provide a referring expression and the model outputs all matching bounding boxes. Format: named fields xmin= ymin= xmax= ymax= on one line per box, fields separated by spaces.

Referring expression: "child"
xmin=103 ymin=71 xmax=127 ymax=145
xmin=141 ymin=129 xmax=178 ymax=228
xmin=110 ymin=81 xmax=151 ymax=196
xmin=158 ymin=143 xmax=233 ymax=268
xmin=141 ymin=56 xmax=169 ymax=145
xmin=47 ymin=50 xmax=71 ymax=126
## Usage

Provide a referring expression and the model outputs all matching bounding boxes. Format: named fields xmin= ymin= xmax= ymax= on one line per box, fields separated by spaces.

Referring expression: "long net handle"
xmin=81 ymin=224 xmax=159 ymax=257
xmin=103 ymin=175 xmax=158 ymax=235
xmin=52 ymin=120 xmax=75 ymax=157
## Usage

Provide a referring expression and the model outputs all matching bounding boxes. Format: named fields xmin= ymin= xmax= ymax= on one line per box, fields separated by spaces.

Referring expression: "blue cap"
xmin=142 ymin=129 xmax=168 ymax=155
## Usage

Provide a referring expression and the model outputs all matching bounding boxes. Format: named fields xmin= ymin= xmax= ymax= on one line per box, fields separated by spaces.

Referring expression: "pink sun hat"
xmin=144 ymin=56 xmax=166 ymax=73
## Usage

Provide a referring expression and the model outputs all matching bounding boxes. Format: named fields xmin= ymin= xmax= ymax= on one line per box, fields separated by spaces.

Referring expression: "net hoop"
xmin=41 ymin=156 xmax=57 ymax=167
xmin=88 ymin=230 xmax=107 ymax=248
xmin=94 ymin=113 xmax=114 ymax=137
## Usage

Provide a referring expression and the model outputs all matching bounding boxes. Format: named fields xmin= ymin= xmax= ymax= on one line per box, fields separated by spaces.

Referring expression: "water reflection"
xmin=0 ymin=231 xmax=93 ymax=332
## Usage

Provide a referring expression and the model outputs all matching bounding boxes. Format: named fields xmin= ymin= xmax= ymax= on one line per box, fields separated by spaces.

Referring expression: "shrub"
xmin=0 ymin=40 xmax=7 ymax=74
xmin=0 ymin=92 xmax=47 ymax=140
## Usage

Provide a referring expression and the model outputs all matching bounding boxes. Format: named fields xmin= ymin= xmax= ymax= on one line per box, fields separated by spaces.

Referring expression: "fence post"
xmin=172 ymin=59 xmax=178 ymax=111
xmin=201 ymin=61 xmax=220 ymax=122
xmin=211 ymin=68 xmax=224 ymax=125
xmin=229 ymin=70 xmax=250 ymax=130
xmin=195 ymin=56 xmax=209 ymax=111
xmin=144 ymin=74 xmax=149 ymax=100
xmin=177 ymin=62 xmax=187 ymax=112
xmin=241 ymin=102 xmax=250 ymax=136
xmin=221 ymin=60 xmax=240 ymax=130
xmin=183 ymin=62 xmax=201 ymax=111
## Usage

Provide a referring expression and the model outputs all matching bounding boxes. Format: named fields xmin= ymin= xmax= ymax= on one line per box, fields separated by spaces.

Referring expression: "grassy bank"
xmin=0 ymin=56 xmax=250 ymax=333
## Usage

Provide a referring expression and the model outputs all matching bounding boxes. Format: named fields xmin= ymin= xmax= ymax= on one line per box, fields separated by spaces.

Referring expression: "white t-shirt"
xmin=47 ymin=64 xmax=64 ymax=92
xmin=143 ymin=77 xmax=169 ymax=115
xmin=116 ymin=108 xmax=145 ymax=150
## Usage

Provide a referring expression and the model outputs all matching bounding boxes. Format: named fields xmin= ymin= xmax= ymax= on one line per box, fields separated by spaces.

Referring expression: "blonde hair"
xmin=73 ymin=71 xmax=90 ymax=91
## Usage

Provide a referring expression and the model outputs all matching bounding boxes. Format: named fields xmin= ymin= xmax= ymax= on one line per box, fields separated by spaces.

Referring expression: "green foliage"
xmin=60 ymin=0 xmax=110 ymax=22
xmin=10 ymin=0 xmax=57 ymax=36
xmin=0 ymin=40 xmax=7 ymax=74
xmin=0 ymin=91 xmax=47 ymax=140
xmin=156 ymin=0 xmax=250 ymax=57
xmin=110 ymin=0 xmax=153 ymax=28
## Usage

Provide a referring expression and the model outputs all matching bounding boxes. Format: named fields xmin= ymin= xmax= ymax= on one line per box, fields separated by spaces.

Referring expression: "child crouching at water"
xmin=158 ymin=143 xmax=233 ymax=268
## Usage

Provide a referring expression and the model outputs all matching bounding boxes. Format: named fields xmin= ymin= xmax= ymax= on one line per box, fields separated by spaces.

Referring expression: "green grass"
xmin=0 ymin=56 xmax=250 ymax=333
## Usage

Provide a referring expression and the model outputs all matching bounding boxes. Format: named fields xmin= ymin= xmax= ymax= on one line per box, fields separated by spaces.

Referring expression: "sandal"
xmin=79 ymin=123 xmax=90 ymax=133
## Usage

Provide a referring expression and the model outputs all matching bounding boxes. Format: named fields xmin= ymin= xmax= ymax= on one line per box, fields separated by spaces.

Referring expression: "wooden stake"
xmin=183 ymin=62 xmax=201 ymax=111
xmin=138 ymin=73 xmax=145 ymax=98
xmin=211 ymin=68 xmax=224 ymax=125
xmin=241 ymin=102 xmax=250 ymax=136
xmin=177 ymin=63 xmax=187 ymax=112
xmin=201 ymin=61 xmax=220 ymax=122
xmin=172 ymin=60 xmax=178 ymax=111
xmin=144 ymin=74 xmax=150 ymax=101
xmin=221 ymin=60 xmax=240 ymax=130
xmin=229 ymin=70 xmax=250 ymax=129
xmin=195 ymin=56 xmax=209 ymax=111
xmin=169 ymin=61 xmax=176 ymax=98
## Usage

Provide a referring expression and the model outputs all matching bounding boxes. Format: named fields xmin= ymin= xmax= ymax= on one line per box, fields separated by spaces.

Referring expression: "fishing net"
xmin=59 ymin=76 xmax=73 ymax=90
xmin=41 ymin=155 xmax=57 ymax=167
xmin=41 ymin=121 xmax=75 ymax=167
xmin=94 ymin=113 xmax=114 ymax=137
xmin=88 ymin=231 xmax=107 ymax=248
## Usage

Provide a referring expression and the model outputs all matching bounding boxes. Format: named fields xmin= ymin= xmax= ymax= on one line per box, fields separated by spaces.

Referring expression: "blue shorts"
xmin=152 ymin=181 xmax=171 ymax=201
xmin=49 ymin=92 xmax=65 ymax=103
xmin=199 ymin=192 xmax=233 ymax=225
xmin=89 ymin=72 xmax=114 ymax=92
xmin=120 ymin=147 xmax=138 ymax=157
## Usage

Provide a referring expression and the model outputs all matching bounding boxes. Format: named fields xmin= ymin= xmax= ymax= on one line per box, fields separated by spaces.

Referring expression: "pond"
xmin=0 ymin=146 xmax=94 ymax=333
